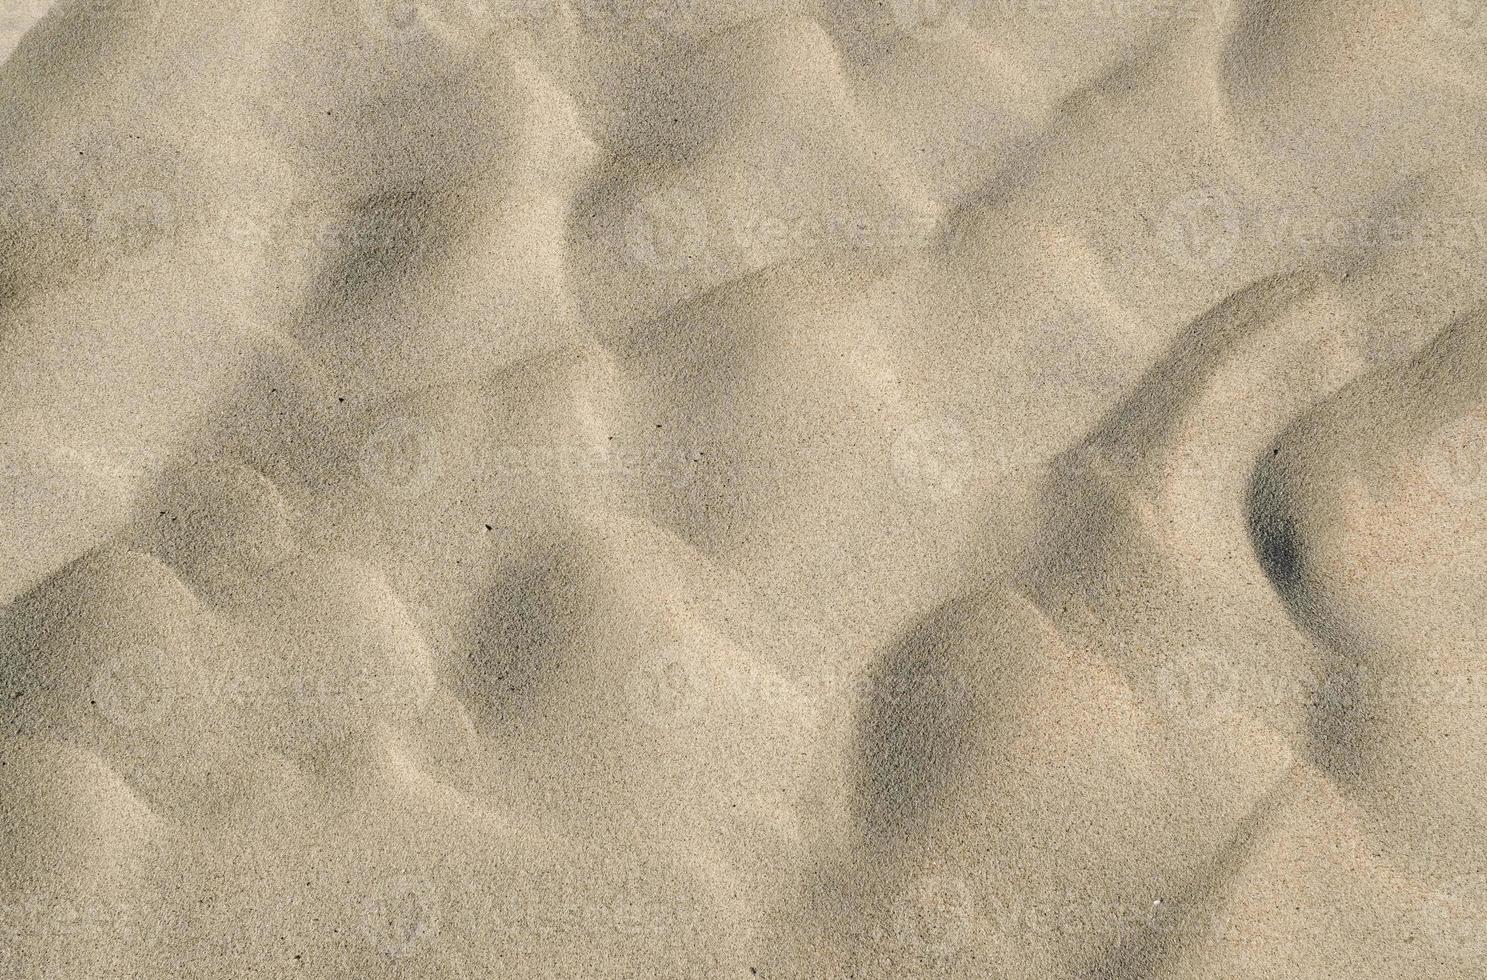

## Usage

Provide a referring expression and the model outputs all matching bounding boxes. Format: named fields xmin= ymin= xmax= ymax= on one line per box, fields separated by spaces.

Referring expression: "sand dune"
xmin=1 ymin=0 xmax=1485 ymax=976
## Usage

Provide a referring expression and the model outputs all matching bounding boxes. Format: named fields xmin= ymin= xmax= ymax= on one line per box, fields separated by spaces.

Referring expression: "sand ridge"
xmin=0 ymin=0 xmax=1485 ymax=977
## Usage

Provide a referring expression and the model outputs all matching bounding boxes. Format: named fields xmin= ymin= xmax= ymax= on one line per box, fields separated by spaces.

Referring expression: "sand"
xmin=0 ymin=0 xmax=1484 ymax=976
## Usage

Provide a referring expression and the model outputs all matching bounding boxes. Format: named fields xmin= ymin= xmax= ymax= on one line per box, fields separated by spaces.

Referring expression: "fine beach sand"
xmin=1 ymin=0 xmax=1486 ymax=977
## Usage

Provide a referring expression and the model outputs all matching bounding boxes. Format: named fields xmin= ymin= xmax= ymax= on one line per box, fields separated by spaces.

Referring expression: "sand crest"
xmin=1 ymin=0 xmax=1485 ymax=977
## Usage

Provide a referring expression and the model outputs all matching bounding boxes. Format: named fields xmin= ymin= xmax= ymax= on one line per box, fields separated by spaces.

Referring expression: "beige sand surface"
xmin=1 ymin=0 xmax=1486 ymax=977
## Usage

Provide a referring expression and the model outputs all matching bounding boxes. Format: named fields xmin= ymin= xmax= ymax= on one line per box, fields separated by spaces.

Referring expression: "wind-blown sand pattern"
xmin=1 ymin=0 xmax=1485 ymax=977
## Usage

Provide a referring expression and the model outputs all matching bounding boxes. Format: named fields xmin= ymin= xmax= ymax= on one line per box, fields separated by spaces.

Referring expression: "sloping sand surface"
xmin=2 ymin=0 xmax=1485 ymax=977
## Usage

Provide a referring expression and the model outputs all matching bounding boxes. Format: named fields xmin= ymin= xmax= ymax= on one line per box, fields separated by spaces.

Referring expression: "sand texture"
xmin=1 ymin=0 xmax=1486 ymax=977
